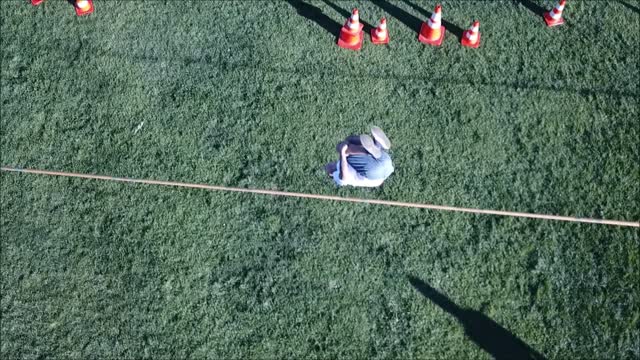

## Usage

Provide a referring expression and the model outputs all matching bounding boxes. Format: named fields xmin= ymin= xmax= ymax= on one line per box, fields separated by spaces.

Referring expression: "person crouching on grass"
xmin=325 ymin=126 xmax=394 ymax=187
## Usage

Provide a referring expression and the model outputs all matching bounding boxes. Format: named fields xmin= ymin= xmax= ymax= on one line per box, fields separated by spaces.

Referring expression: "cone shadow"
xmin=399 ymin=0 xmax=464 ymax=40
xmin=285 ymin=0 xmax=342 ymax=37
xmin=371 ymin=0 xmax=422 ymax=34
xmin=616 ymin=0 xmax=640 ymax=14
xmin=321 ymin=0 xmax=375 ymax=35
xmin=515 ymin=0 xmax=547 ymax=17
xmin=408 ymin=276 xmax=548 ymax=360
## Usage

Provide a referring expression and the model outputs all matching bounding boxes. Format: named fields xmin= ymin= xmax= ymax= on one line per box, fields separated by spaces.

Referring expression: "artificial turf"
xmin=1 ymin=0 xmax=639 ymax=358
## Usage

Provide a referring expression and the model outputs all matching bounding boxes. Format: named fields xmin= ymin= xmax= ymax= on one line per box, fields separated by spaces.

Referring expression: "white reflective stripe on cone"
xmin=550 ymin=2 xmax=564 ymax=18
xmin=466 ymin=28 xmax=478 ymax=40
xmin=427 ymin=18 xmax=441 ymax=29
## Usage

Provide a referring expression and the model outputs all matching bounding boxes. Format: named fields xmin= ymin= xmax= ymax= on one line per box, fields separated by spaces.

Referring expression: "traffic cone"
xmin=544 ymin=0 xmax=565 ymax=27
xmin=370 ymin=17 xmax=389 ymax=45
xmin=31 ymin=0 xmax=45 ymax=5
xmin=461 ymin=20 xmax=480 ymax=48
xmin=74 ymin=0 xmax=94 ymax=16
xmin=418 ymin=4 xmax=445 ymax=46
xmin=338 ymin=8 xmax=364 ymax=50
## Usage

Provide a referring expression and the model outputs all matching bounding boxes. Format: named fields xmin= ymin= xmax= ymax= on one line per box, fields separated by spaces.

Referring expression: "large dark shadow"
xmin=408 ymin=276 xmax=547 ymax=360
xmin=513 ymin=0 xmax=547 ymax=17
xmin=399 ymin=0 xmax=464 ymax=40
xmin=616 ymin=0 xmax=640 ymax=14
xmin=371 ymin=0 xmax=422 ymax=34
xmin=285 ymin=0 xmax=342 ymax=37
xmin=320 ymin=0 xmax=375 ymax=35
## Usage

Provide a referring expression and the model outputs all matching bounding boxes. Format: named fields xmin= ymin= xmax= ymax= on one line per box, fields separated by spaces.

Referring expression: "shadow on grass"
xmin=371 ymin=0 xmax=422 ymax=34
xmin=513 ymin=0 xmax=547 ymax=17
xmin=398 ymin=0 xmax=464 ymax=40
xmin=285 ymin=0 xmax=341 ymax=37
xmin=408 ymin=276 xmax=547 ymax=360
xmin=616 ymin=0 xmax=640 ymax=14
xmin=320 ymin=0 xmax=375 ymax=35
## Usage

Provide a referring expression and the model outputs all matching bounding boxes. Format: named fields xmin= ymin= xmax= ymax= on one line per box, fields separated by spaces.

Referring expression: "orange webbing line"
xmin=1 ymin=167 xmax=638 ymax=228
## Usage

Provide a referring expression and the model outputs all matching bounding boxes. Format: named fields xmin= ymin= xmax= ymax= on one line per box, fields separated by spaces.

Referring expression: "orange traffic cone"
xmin=31 ymin=0 xmax=45 ymax=5
xmin=461 ymin=20 xmax=480 ymax=48
xmin=338 ymin=8 xmax=364 ymax=50
xmin=74 ymin=0 xmax=94 ymax=16
xmin=544 ymin=0 xmax=565 ymax=27
xmin=370 ymin=18 xmax=389 ymax=45
xmin=418 ymin=4 xmax=445 ymax=46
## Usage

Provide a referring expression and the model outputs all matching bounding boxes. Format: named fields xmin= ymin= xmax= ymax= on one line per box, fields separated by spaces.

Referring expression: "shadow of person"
xmin=285 ymin=0 xmax=342 ymax=37
xmin=398 ymin=0 xmax=464 ymax=39
xmin=408 ymin=276 xmax=547 ymax=360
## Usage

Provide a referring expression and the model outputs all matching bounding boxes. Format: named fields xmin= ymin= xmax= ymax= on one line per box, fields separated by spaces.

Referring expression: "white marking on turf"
xmin=134 ymin=121 xmax=145 ymax=134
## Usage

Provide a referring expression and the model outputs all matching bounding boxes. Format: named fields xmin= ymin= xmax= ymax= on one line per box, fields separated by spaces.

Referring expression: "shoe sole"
xmin=360 ymin=134 xmax=382 ymax=159
xmin=371 ymin=126 xmax=391 ymax=150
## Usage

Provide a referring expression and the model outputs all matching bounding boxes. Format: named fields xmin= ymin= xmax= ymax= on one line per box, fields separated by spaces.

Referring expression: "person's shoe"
xmin=360 ymin=134 xmax=382 ymax=159
xmin=371 ymin=126 xmax=391 ymax=150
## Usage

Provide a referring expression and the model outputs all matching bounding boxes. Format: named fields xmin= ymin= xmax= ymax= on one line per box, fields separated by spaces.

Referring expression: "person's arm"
xmin=339 ymin=144 xmax=349 ymax=180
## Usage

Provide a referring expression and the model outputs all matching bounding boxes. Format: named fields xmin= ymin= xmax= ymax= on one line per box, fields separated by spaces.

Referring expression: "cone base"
xmin=338 ymin=29 xmax=364 ymax=50
xmin=370 ymin=31 xmax=389 ymax=45
xmin=75 ymin=0 xmax=94 ymax=16
xmin=31 ymin=0 xmax=44 ymax=5
xmin=418 ymin=22 xmax=445 ymax=46
xmin=543 ymin=12 xmax=564 ymax=27
xmin=461 ymin=32 xmax=480 ymax=48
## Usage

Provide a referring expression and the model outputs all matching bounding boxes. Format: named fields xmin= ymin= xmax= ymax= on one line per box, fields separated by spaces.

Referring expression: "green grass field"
xmin=1 ymin=0 xmax=639 ymax=358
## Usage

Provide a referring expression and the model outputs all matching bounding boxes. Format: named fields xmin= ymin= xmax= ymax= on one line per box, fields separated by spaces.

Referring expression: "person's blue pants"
xmin=346 ymin=151 xmax=394 ymax=180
